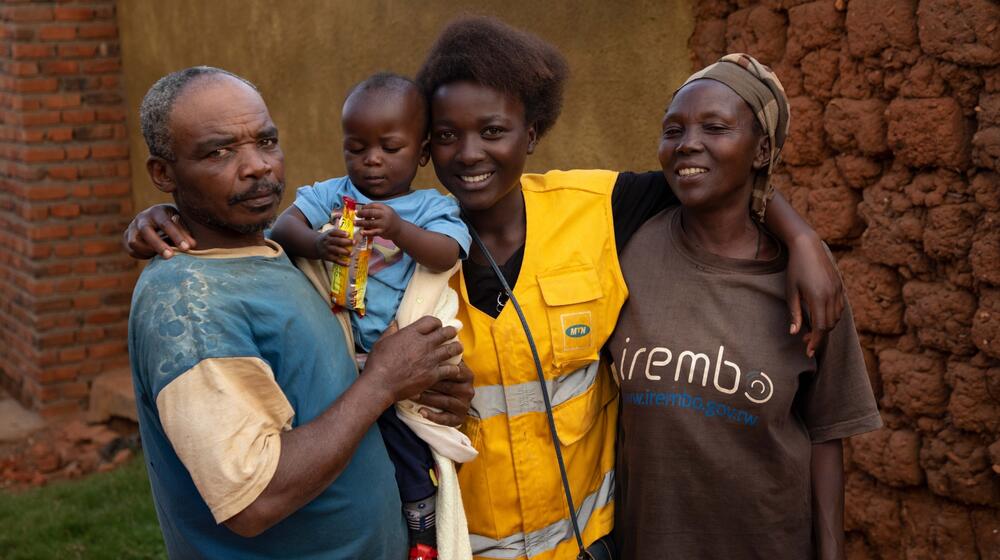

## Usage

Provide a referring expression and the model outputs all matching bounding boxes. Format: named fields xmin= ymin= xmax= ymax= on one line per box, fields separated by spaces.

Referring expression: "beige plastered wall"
xmin=119 ymin=0 xmax=694 ymax=212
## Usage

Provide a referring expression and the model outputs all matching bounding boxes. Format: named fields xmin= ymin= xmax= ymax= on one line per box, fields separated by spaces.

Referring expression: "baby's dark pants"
xmin=377 ymin=407 xmax=436 ymax=502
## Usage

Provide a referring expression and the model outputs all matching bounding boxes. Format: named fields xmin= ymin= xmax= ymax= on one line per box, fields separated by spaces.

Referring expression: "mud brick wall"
xmin=690 ymin=1 xmax=999 ymax=557
xmin=0 ymin=0 xmax=135 ymax=417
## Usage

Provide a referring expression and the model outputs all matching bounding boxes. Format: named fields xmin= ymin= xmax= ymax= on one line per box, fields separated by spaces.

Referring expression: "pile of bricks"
xmin=0 ymin=417 xmax=136 ymax=488
xmin=0 ymin=0 xmax=135 ymax=417
xmin=690 ymin=1 xmax=998 ymax=558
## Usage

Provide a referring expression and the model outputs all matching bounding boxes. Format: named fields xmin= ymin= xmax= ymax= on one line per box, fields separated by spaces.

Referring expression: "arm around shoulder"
xmin=123 ymin=203 xmax=194 ymax=259
xmin=763 ymin=191 xmax=845 ymax=356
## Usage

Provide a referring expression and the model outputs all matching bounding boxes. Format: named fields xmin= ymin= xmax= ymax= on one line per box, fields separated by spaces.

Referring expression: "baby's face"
xmin=341 ymin=88 xmax=427 ymax=200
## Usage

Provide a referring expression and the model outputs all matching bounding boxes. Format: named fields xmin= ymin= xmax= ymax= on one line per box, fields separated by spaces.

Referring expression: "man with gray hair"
xmin=128 ymin=66 xmax=468 ymax=558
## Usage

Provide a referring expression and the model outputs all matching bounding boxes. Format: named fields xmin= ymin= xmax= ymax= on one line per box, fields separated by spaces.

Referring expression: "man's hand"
xmin=412 ymin=361 xmax=475 ymax=426
xmin=786 ymin=233 xmax=844 ymax=358
xmin=357 ymin=203 xmax=401 ymax=240
xmin=122 ymin=204 xmax=195 ymax=259
xmin=363 ymin=316 xmax=462 ymax=405
xmin=313 ymin=229 xmax=353 ymax=265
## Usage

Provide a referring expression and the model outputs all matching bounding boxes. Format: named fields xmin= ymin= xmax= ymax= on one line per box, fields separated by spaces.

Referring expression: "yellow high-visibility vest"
xmin=454 ymin=169 xmax=628 ymax=560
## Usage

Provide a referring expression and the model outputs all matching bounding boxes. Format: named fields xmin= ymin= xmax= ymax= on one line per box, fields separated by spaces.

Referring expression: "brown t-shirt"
xmin=607 ymin=207 xmax=882 ymax=560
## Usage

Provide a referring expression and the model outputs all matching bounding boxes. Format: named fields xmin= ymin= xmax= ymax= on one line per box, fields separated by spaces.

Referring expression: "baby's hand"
xmin=357 ymin=203 xmax=401 ymax=240
xmin=315 ymin=228 xmax=352 ymax=264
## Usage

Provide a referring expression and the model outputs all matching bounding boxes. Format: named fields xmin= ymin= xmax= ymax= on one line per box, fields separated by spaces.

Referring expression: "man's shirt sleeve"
xmin=156 ymin=356 xmax=294 ymax=524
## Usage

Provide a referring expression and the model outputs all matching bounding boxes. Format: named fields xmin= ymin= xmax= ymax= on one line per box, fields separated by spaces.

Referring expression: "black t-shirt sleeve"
xmin=611 ymin=171 xmax=680 ymax=253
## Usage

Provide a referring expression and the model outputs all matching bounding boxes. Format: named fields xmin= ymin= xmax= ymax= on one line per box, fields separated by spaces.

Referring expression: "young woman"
xmin=606 ymin=54 xmax=880 ymax=560
xmin=125 ymin=18 xmax=846 ymax=560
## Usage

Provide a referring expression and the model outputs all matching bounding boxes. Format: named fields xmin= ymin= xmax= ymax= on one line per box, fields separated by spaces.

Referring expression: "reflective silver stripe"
xmin=468 ymin=532 xmax=524 ymax=559
xmin=469 ymin=467 xmax=615 ymax=559
xmin=470 ymin=361 xmax=600 ymax=420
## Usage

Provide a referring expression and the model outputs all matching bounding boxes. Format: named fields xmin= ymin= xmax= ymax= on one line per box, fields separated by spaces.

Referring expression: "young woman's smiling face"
xmin=659 ymin=79 xmax=768 ymax=213
xmin=428 ymin=81 xmax=536 ymax=212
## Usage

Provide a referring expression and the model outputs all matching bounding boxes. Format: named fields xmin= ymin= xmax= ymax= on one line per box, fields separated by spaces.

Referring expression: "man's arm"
xmin=811 ymin=439 xmax=845 ymax=560
xmin=762 ymin=191 xmax=845 ymax=357
xmin=224 ymin=317 xmax=461 ymax=537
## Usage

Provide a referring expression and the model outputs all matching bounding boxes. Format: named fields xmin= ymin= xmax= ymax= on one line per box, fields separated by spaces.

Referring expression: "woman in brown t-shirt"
xmin=607 ymin=54 xmax=882 ymax=560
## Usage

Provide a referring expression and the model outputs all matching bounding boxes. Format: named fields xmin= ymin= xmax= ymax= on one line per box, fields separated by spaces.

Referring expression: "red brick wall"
xmin=690 ymin=1 xmax=999 ymax=558
xmin=0 ymin=0 xmax=135 ymax=417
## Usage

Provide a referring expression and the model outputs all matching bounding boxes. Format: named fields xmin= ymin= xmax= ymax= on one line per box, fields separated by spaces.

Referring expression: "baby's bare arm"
xmin=357 ymin=203 xmax=460 ymax=272
xmin=270 ymin=206 xmax=321 ymax=258
xmin=392 ymin=221 xmax=461 ymax=272
xmin=271 ymin=206 xmax=352 ymax=263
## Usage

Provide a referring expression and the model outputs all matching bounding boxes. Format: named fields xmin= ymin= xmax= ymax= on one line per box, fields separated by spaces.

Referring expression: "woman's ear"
xmin=146 ymin=157 xmax=176 ymax=194
xmin=419 ymin=138 xmax=430 ymax=167
xmin=526 ymin=125 xmax=538 ymax=155
xmin=752 ymin=135 xmax=771 ymax=171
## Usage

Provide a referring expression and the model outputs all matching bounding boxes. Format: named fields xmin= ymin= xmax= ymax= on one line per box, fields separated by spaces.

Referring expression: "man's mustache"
xmin=228 ymin=180 xmax=285 ymax=206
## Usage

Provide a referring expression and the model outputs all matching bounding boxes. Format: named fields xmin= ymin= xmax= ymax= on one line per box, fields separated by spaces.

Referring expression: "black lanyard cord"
xmin=465 ymin=221 xmax=592 ymax=560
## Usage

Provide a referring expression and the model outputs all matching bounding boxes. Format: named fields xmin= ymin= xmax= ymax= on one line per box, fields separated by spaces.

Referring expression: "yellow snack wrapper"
xmin=329 ymin=196 xmax=372 ymax=316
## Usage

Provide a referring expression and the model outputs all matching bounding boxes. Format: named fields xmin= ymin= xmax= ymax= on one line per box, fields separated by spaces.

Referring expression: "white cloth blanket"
xmin=395 ymin=262 xmax=475 ymax=560
xmin=394 ymin=262 xmax=477 ymax=463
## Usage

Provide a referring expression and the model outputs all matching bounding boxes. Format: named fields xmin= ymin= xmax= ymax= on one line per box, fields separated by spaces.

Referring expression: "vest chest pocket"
xmin=537 ymin=265 xmax=604 ymax=369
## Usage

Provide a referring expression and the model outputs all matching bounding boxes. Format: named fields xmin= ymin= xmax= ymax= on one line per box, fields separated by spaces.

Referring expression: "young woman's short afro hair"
xmin=416 ymin=16 xmax=569 ymax=139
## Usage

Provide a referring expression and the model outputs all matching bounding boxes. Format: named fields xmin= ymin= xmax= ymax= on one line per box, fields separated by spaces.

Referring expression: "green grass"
xmin=0 ymin=455 xmax=166 ymax=560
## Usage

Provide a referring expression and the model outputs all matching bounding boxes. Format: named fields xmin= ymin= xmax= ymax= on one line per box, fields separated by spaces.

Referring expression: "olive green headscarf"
xmin=679 ymin=53 xmax=790 ymax=222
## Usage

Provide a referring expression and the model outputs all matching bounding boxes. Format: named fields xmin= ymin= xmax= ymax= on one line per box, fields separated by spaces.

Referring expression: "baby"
xmin=270 ymin=72 xmax=471 ymax=555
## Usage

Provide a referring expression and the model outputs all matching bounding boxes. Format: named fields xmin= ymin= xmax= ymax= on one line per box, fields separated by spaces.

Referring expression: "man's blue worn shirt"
xmin=127 ymin=242 xmax=406 ymax=559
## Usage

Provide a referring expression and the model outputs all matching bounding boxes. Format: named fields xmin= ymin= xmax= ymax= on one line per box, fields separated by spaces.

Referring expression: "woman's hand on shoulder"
xmin=122 ymin=204 xmax=195 ymax=259
xmin=786 ymin=232 xmax=844 ymax=358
